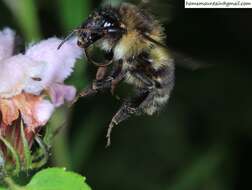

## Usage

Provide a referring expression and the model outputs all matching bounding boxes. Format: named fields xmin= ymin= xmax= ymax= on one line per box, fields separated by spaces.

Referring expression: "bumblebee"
xmin=58 ymin=2 xmax=174 ymax=146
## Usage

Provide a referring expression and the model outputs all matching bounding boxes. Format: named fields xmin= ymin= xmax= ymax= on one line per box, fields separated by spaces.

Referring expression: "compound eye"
xmin=90 ymin=33 xmax=100 ymax=42
xmin=103 ymin=21 xmax=112 ymax=28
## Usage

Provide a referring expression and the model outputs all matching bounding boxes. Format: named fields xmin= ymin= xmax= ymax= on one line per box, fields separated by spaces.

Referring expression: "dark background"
xmin=1 ymin=0 xmax=252 ymax=189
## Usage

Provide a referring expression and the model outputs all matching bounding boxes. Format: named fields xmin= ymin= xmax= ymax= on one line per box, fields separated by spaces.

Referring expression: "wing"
xmin=102 ymin=0 xmax=174 ymax=23
xmin=168 ymin=50 xmax=213 ymax=70
xmin=142 ymin=33 xmax=212 ymax=70
xmin=129 ymin=0 xmax=174 ymax=24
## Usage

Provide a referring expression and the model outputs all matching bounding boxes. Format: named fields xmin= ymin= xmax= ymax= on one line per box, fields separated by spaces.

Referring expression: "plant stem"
xmin=4 ymin=177 xmax=22 ymax=190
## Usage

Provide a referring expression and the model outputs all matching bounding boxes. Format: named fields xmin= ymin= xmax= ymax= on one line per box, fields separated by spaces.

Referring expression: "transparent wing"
xmin=129 ymin=0 xmax=174 ymax=24
xmin=169 ymin=49 xmax=213 ymax=70
xmin=102 ymin=0 xmax=174 ymax=23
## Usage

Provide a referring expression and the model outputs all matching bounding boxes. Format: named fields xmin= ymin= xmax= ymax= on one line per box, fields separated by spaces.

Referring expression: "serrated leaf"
xmin=26 ymin=168 xmax=91 ymax=190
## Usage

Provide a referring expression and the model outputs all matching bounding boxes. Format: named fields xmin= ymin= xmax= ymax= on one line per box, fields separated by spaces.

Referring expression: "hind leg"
xmin=106 ymin=69 xmax=164 ymax=146
xmin=106 ymin=89 xmax=151 ymax=146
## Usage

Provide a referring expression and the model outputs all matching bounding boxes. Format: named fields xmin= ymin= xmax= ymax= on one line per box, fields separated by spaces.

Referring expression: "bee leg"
xmin=109 ymin=60 xmax=124 ymax=95
xmin=96 ymin=66 xmax=108 ymax=81
xmin=83 ymin=77 xmax=113 ymax=95
xmin=106 ymin=70 xmax=159 ymax=145
xmin=81 ymin=59 xmax=124 ymax=97
xmin=110 ymin=71 xmax=125 ymax=95
xmin=106 ymin=90 xmax=149 ymax=147
xmin=70 ymin=86 xmax=97 ymax=106
xmin=71 ymin=66 xmax=111 ymax=106
xmin=106 ymin=102 xmax=136 ymax=147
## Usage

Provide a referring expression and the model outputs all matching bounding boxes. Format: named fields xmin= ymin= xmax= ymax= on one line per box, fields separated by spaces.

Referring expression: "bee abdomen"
xmin=142 ymin=88 xmax=171 ymax=116
xmin=142 ymin=65 xmax=175 ymax=115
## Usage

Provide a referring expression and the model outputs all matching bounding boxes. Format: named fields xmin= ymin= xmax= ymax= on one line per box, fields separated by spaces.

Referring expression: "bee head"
xmin=58 ymin=6 xmax=125 ymax=50
xmin=77 ymin=7 xmax=125 ymax=48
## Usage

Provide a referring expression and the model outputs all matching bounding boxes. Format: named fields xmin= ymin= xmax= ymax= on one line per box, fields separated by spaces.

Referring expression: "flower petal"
xmin=12 ymin=93 xmax=54 ymax=131
xmin=0 ymin=28 xmax=15 ymax=61
xmin=0 ymin=98 xmax=19 ymax=126
xmin=25 ymin=37 xmax=82 ymax=87
xmin=48 ymin=83 xmax=76 ymax=107
xmin=34 ymin=99 xmax=55 ymax=126
xmin=0 ymin=55 xmax=27 ymax=98
xmin=0 ymin=54 xmax=46 ymax=98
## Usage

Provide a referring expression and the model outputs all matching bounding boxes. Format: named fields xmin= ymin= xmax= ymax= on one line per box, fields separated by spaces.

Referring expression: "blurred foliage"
xmin=57 ymin=0 xmax=90 ymax=31
xmin=0 ymin=0 xmax=252 ymax=190
xmin=2 ymin=0 xmax=41 ymax=41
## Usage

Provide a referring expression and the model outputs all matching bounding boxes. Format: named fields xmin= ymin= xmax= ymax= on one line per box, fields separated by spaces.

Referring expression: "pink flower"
xmin=0 ymin=28 xmax=82 ymax=172
xmin=0 ymin=28 xmax=15 ymax=61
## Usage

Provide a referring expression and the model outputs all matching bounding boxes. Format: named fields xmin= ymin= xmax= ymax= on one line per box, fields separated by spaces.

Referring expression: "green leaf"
xmin=20 ymin=120 xmax=32 ymax=171
xmin=3 ymin=177 xmax=23 ymax=190
xmin=26 ymin=168 xmax=91 ymax=190
xmin=0 ymin=187 xmax=7 ymax=190
xmin=0 ymin=136 xmax=20 ymax=175
xmin=31 ymin=137 xmax=49 ymax=169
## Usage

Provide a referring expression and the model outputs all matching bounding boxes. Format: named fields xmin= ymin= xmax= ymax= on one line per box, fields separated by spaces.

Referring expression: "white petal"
xmin=0 ymin=54 xmax=47 ymax=98
xmin=23 ymin=60 xmax=48 ymax=95
xmin=34 ymin=99 xmax=55 ymax=125
xmin=25 ymin=37 xmax=82 ymax=87
xmin=0 ymin=55 xmax=27 ymax=98
xmin=0 ymin=28 xmax=15 ymax=61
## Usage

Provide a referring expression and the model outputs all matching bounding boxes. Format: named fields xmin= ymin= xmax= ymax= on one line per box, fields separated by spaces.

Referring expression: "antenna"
xmin=57 ymin=29 xmax=79 ymax=50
